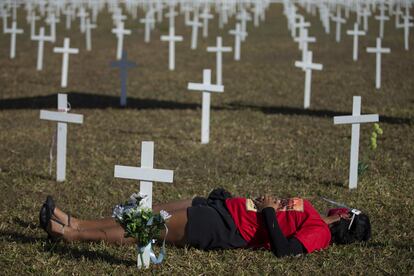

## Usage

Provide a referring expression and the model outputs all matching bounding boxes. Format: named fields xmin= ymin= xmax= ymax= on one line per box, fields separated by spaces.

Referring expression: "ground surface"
xmin=0 ymin=4 xmax=413 ymax=275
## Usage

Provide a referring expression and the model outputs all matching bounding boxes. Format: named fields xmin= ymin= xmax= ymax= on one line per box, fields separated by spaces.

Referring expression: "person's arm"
xmin=262 ymin=207 xmax=306 ymax=257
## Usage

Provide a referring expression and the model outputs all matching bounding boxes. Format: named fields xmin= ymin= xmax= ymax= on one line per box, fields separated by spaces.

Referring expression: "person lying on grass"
xmin=39 ymin=188 xmax=371 ymax=257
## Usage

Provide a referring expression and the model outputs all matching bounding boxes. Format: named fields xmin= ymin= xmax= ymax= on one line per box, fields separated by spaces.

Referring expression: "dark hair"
xmin=330 ymin=213 xmax=371 ymax=244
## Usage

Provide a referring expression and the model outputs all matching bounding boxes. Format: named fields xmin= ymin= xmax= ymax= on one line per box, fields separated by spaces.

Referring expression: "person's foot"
xmin=52 ymin=207 xmax=80 ymax=230
xmin=47 ymin=218 xmax=75 ymax=242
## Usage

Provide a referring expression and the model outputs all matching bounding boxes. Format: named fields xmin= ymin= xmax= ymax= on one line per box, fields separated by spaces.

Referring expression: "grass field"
xmin=0 ymin=4 xmax=413 ymax=275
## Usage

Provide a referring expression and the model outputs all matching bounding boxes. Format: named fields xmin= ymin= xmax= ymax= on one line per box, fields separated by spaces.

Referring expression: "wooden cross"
xmin=5 ymin=21 xmax=23 ymax=59
xmin=140 ymin=10 xmax=155 ymax=43
xmin=295 ymin=51 xmax=323 ymax=109
xmin=31 ymin=27 xmax=53 ymax=70
xmin=40 ymin=94 xmax=84 ymax=182
xmin=85 ymin=18 xmax=96 ymax=51
xmin=53 ymin=38 xmax=79 ymax=88
xmin=114 ymin=141 xmax=174 ymax=268
xmin=112 ymin=21 xmax=131 ymax=60
xmin=200 ymin=5 xmax=213 ymax=38
xmin=366 ymin=38 xmax=391 ymax=89
xmin=160 ymin=27 xmax=183 ymax=71
xmin=331 ymin=6 xmax=346 ymax=42
xmin=188 ymin=9 xmax=202 ymax=50
xmin=346 ymin=23 xmax=366 ymax=61
xmin=375 ymin=4 xmax=389 ymax=38
xmin=333 ymin=96 xmax=379 ymax=189
xmin=229 ymin=23 xmax=246 ymax=61
xmin=206 ymin=36 xmax=232 ymax=85
xmin=188 ymin=69 xmax=224 ymax=144
xmin=111 ymin=51 xmax=137 ymax=107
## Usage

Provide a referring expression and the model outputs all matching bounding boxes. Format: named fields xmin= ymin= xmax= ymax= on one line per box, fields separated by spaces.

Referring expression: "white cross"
xmin=199 ymin=5 xmax=213 ymax=38
xmin=206 ymin=36 xmax=232 ymax=85
xmin=188 ymin=10 xmax=202 ymax=50
xmin=333 ymin=96 xmax=379 ymax=189
xmin=27 ymin=12 xmax=40 ymax=37
xmin=294 ymin=28 xmax=316 ymax=62
xmin=188 ymin=69 xmax=224 ymax=144
xmin=366 ymin=38 xmax=391 ymax=89
xmin=77 ymin=7 xmax=88 ymax=33
xmin=140 ymin=10 xmax=155 ymax=43
xmin=360 ymin=7 xmax=371 ymax=31
xmin=85 ymin=18 xmax=96 ymax=51
xmin=375 ymin=4 xmax=389 ymax=38
xmin=331 ymin=6 xmax=346 ymax=42
xmin=229 ymin=23 xmax=247 ymax=61
xmin=5 ymin=21 xmax=23 ymax=59
xmin=31 ymin=27 xmax=53 ymax=71
xmin=236 ymin=9 xmax=251 ymax=42
xmin=161 ymin=27 xmax=183 ymax=71
xmin=112 ymin=10 xmax=127 ymax=26
xmin=292 ymin=16 xmax=310 ymax=39
xmin=2 ymin=9 xmax=10 ymax=33
xmin=40 ymin=93 xmax=84 ymax=182
xmin=63 ymin=5 xmax=75 ymax=29
xmin=346 ymin=23 xmax=366 ymax=61
xmin=114 ymin=141 xmax=174 ymax=268
xmin=45 ymin=13 xmax=58 ymax=43
xmin=53 ymin=38 xmax=79 ymax=88
xmin=112 ymin=21 xmax=131 ymax=60
xmin=111 ymin=51 xmax=137 ymax=107
xmin=294 ymin=51 xmax=323 ymax=109
xmin=398 ymin=15 xmax=414 ymax=50
xmin=165 ymin=2 xmax=178 ymax=29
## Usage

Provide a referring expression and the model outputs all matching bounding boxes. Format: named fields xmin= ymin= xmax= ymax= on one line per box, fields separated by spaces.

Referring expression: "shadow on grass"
xmin=0 ymin=93 xmax=411 ymax=125
xmin=226 ymin=102 xmax=413 ymax=125
xmin=0 ymin=229 xmax=135 ymax=266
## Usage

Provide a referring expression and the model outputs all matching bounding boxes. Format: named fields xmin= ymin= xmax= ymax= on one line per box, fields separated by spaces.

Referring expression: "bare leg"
xmin=54 ymin=208 xmax=188 ymax=246
xmin=53 ymin=199 xmax=193 ymax=231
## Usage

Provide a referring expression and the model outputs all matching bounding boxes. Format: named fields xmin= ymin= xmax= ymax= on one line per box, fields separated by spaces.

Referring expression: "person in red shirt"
xmin=40 ymin=188 xmax=371 ymax=257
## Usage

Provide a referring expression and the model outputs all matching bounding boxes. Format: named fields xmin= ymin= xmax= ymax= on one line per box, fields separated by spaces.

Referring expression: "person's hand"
xmin=255 ymin=195 xmax=280 ymax=212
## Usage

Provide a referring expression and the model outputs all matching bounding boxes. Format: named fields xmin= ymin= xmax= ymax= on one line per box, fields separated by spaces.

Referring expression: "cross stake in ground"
xmin=111 ymin=51 xmax=137 ymax=107
xmin=346 ymin=23 xmax=366 ymax=61
xmin=188 ymin=69 xmax=224 ymax=144
xmin=114 ymin=141 xmax=174 ymax=268
xmin=295 ymin=51 xmax=323 ymax=109
xmin=40 ymin=93 xmax=84 ymax=182
xmin=53 ymin=38 xmax=79 ymax=88
xmin=366 ymin=38 xmax=391 ymax=89
xmin=207 ymin=36 xmax=232 ymax=85
xmin=333 ymin=96 xmax=379 ymax=189
xmin=161 ymin=27 xmax=183 ymax=71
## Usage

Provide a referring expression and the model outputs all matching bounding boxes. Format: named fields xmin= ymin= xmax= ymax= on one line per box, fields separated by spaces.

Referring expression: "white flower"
xmin=159 ymin=210 xmax=172 ymax=221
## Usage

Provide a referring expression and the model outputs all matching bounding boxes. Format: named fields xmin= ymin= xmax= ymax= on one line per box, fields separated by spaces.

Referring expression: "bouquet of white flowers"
xmin=112 ymin=193 xmax=171 ymax=267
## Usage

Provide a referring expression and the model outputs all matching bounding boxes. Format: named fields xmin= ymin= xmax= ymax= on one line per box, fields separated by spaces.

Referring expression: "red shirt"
xmin=225 ymin=197 xmax=331 ymax=254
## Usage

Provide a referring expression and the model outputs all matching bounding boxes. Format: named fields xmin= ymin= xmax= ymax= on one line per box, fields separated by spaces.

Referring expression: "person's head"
xmin=328 ymin=208 xmax=371 ymax=244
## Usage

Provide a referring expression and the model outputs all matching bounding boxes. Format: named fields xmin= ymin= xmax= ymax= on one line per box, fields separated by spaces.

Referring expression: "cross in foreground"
xmin=161 ymin=27 xmax=183 ymax=71
xmin=294 ymin=51 xmax=323 ymax=109
xmin=188 ymin=69 xmax=224 ymax=144
xmin=111 ymin=51 xmax=137 ymax=107
xmin=53 ymin=38 xmax=79 ymax=88
xmin=114 ymin=141 xmax=174 ymax=268
xmin=40 ymin=93 xmax=84 ymax=182
xmin=333 ymin=96 xmax=379 ymax=189
xmin=366 ymin=38 xmax=391 ymax=89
